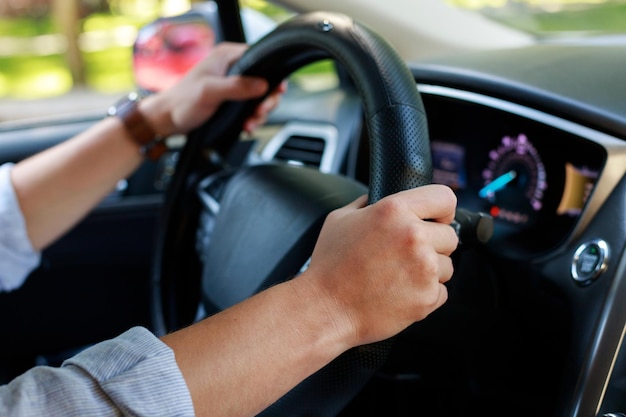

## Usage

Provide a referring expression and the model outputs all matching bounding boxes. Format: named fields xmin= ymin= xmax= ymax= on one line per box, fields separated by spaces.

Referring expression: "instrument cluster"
xmin=421 ymin=88 xmax=606 ymax=258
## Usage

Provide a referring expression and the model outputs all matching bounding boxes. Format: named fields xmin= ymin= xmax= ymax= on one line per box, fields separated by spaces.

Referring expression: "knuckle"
xmin=433 ymin=184 xmax=457 ymax=208
xmin=419 ymin=283 xmax=446 ymax=314
xmin=373 ymin=196 xmax=404 ymax=223
xmin=443 ymin=185 xmax=458 ymax=207
xmin=418 ymin=251 xmax=439 ymax=277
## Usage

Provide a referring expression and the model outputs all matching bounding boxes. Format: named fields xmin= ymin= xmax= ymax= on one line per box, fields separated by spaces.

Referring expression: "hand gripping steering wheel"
xmin=152 ymin=11 xmax=432 ymax=416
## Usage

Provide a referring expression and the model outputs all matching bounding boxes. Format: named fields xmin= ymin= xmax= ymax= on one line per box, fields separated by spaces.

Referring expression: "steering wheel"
xmin=152 ymin=11 xmax=431 ymax=416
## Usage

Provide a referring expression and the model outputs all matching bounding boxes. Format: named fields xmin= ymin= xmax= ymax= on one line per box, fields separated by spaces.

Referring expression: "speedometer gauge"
xmin=480 ymin=133 xmax=547 ymax=226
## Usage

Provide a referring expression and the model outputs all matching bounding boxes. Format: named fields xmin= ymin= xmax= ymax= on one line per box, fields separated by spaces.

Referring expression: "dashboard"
xmin=147 ymin=54 xmax=621 ymax=266
xmin=249 ymin=45 xmax=626 ymax=267
xmin=1 ymin=36 xmax=623 ymax=416
xmin=245 ymin=55 xmax=626 ymax=415
xmin=252 ymin=75 xmax=621 ymax=261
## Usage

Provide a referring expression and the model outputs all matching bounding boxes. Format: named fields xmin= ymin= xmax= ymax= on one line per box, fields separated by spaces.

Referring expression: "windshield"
xmin=446 ymin=0 xmax=626 ymax=38
xmin=1 ymin=0 xmax=624 ymax=123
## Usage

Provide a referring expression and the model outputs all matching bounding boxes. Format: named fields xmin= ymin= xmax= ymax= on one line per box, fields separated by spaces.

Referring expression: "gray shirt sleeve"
xmin=0 ymin=326 xmax=196 ymax=416
xmin=0 ymin=163 xmax=41 ymax=292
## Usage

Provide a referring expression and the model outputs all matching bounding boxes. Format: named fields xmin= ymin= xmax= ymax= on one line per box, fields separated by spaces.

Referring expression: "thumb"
xmin=332 ymin=195 xmax=368 ymax=217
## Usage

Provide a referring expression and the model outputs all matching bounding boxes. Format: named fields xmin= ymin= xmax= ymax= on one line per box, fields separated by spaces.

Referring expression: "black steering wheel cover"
xmin=152 ymin=11 xmax=432 ymax=417
xmin=241 ymin=12 xmax=431 ymax=201
xmin=191 ymin=11 xmax=432 ymax=201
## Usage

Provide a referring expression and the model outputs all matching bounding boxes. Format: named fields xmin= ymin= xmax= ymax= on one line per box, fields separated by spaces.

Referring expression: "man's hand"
xmin=300 ymin=184 xmax=459 ymax=348
xmin=140 ymin=42 xmax=285 ymax=138
xmin=162 ymin=184 xmax=458 ymax=417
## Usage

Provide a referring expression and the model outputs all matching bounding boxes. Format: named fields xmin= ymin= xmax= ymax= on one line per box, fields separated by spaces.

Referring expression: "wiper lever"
xmin=451 ymin=208 xmax=494 ymax=246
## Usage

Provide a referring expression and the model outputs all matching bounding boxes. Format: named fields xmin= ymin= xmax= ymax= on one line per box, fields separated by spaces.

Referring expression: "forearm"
xmin=8 ymin=42 xmax=271 ymax=252
xmin=10 ymin=115 xmax=145 ymax=251
xmin=162 ymin=275 xmax=352 ymax=417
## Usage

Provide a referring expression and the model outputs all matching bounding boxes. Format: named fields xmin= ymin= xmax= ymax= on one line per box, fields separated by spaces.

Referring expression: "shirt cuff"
xmin=63 ymin=326 xmax=195 ymax=416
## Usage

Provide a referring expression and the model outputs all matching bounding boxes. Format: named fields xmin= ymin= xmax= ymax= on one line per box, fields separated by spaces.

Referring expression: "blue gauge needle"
xmin=479 ymin=170 xmax=517 ymax=198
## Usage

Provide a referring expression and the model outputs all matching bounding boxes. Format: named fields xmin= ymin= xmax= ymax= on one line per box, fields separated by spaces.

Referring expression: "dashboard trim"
xmin=259 ymin=121 xmax=339 ymax=173
xmin=573 ymin=244 xmax=626 ymax=417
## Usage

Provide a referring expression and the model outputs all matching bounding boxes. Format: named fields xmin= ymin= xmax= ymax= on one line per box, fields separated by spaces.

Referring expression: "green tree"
xmin=52 ymin=0 xmax=85 ymax=85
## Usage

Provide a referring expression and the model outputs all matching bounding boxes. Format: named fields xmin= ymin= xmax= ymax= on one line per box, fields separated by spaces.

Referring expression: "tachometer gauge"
xmin=480 ymin=133 xmax=547 ymax=226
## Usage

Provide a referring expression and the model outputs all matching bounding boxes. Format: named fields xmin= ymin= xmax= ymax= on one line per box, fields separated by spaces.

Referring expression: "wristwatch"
xmin=107 ymin=90 xmax=168 ymax=160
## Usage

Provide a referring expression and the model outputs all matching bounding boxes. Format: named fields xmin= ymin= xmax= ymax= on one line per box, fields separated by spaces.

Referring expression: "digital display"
xmin=431 ymin=140 xmax=467 ymax=191
xmin=479 ymin=133 xmax=547 ymax=226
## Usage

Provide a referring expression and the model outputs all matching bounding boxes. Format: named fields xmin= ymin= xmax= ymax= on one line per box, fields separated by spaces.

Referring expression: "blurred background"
xmin=1 ymin=0 xmax=625 ymax=121
xmin=0 ymin=0 xmax=288 ymax=120
xmin=0 ymin=0 xmax=192 ymax=99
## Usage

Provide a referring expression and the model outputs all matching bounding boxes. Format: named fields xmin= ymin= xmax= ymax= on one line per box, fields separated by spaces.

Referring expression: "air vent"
xmin=260 ymin=122 xmax=339 ymax=173
xmin=274 ymin=135 xmax=326 ymax=168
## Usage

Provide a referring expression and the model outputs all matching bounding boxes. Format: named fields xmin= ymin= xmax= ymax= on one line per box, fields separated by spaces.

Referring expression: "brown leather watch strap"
xmin=107 ymin=91 xmax=168 ymax=160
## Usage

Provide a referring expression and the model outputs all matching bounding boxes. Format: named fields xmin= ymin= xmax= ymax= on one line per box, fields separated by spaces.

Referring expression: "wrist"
xmin=107 ymin=90 xmax=170 ymax=160
xmin=288 ymin=272 xmax=357 ymax=354
xmin=138 ymin=93 xmax=176 ymax=139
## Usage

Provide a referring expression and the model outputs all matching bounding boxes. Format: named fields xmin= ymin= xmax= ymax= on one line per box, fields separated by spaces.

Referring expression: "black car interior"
xmin=0 ymin=2 xmax=625 ymax=417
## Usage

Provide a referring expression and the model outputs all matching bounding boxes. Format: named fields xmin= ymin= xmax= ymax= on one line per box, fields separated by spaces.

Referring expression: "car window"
xmin=0 ymin=0 xmax=336 ymax=124
xmin=0 ymin=1 xmax=191 ymax=123
xmin=240 ymin=1 xmax=340 ymax=92
xmin=5 ymin=0 xmax=619 ymax=124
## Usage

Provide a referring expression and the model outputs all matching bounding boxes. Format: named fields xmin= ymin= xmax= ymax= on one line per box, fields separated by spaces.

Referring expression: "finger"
xmin=415 ymin=281 xmax=449 ymax=321
xmin=243 ymin=86 xmax=284 ymax=133
xmin=204 ymin=42 xmax=249 ymax=75
xmin=435 ymin=283 xmax=449 ymax=309
xmin=210 ymin=75 xmax=269 ymax=102
xmin=248 ymin=92 xmax=280 ymax=121
xmin=260 ymin=90 xmax=282 ymax=112
xmin=216 ymin=41 xmax=249 ymax=59
xmin=438 ymin=254 xmax=454 ymax=284
xmin=242 ymin=78 xmax=290 ymax=133
xmin=184 ymin=44 xmax=245 ymax=80
xmin=345 ymin=194 xmax=369 ymax=210
xmin=390 ymin=184 xmax=457 ymax=224
xmin=420 ymin=219 xmax=459 ymax=256
xmin=276 ymin=79 xmax=289 ymax=94
xmin=326 ymin=195 xmax=368 ymax=221
xmin=243 ymin=118 xmax=263 ymax=134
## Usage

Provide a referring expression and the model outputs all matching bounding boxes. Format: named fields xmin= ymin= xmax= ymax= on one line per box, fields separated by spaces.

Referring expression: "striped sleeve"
xmin=0 ymin=326 xmax=195 ymax=416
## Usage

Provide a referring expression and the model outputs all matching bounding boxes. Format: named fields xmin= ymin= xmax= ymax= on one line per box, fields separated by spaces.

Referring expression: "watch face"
xmin=107 ymin=90 xmax=152 ymax=117
xmin=106 ymin=90 xmax=164 ymax=159
xmin=107 ymin=96 xmax=133 ymax=117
